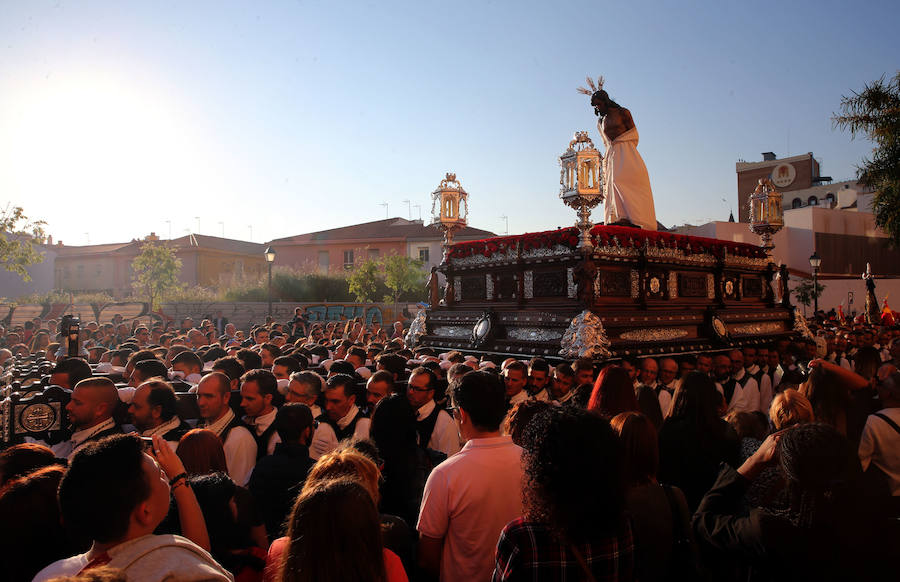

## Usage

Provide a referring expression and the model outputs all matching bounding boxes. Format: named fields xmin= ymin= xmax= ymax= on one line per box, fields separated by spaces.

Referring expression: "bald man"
xmin=52 ymin=377 xmax=123 ymax=460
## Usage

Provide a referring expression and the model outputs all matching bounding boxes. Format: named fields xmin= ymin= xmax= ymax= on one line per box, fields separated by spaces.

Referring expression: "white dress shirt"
xmin=51 ymin=417 xmax=117 ymax=460
xmin=416 ymin=400 xmax=461 ymax=457
xmin=142 ymin=416 xmax=183 ymax=452
xmin=204 ymin=408 xmax=257 ymax=486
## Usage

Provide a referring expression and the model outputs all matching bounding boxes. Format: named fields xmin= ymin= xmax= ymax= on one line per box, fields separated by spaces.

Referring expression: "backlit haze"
xmin=0 ymin=1 xmax=897 ymax=246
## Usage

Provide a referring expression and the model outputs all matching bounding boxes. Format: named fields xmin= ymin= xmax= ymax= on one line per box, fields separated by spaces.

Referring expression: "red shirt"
xmin=263 ymin=536 xmax=407 ymax=582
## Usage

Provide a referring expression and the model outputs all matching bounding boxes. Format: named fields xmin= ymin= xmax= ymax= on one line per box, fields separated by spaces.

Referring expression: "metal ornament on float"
xmin=431 ymin=173 xmax=469 ymax=263
xmin=405 ymin=309 xmax=427 ymax=348
xmin=559 ymin=132 xmax=604 ymax=252
xmin=748 ymin=178 xmax=784 ymax=256
xmin=559 ymin=309 xmax=611 ymax=360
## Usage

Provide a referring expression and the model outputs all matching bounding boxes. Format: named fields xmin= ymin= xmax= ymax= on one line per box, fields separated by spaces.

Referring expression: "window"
xmin=318 ymin=251 xmax=329 ymax=272
xmin=418 ymin=247 xmax=430 ymax=263
xmin=807 ymin=196 xmax=818 ymax=206
xmin=343 ymin=250 xmax=354 ymax=270
xmin=791 ymin=198 xmax=802 ymax=209
xmin=367 ymin=248 xmax=380 ymax=260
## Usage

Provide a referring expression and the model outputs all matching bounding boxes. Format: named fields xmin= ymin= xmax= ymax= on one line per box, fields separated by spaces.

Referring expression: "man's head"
xmin=128 ymin=359 xmax=169 ymax=388
xmin=767 ymin=348 xmax=780 ymax=370
xmin=658 ymin=358 xmax=678 ymax=387
xmin=259 ymin=343 xmax=281 ymax=368
xmin=729 ymin=350 xmax=744 ymax=375
xmin=528 ymin=358 xmax=551 ymax=391
xmin=638 ymin=358 xmax=658 ymax=386
xmin=406 ymin=367 xmax=438 ymax=409
xmin=502 ymin=361 xmax=528 ymax=398
xmin=212 ymin=356 xmax=245 ymax=391
xmin=713 ymin=354 xmax=732 ymax=382
xmin=240 ymin=369 xmax=278 ymax=419
xmin=287 ymin=371 xmax=324 ymax=406
xmin=678 ymin=356 xmax=696 ymax=378
xmin=66 ymin=378 xmax=120 ymax=430
xmin=128 ymin=380 xmax=177 ymax=432
xmin=134 ymin=326 xmax=151 ymax=345
xmin=696 ymin=354 xmax=713 ymax=375
xmin=448 ymin=371 xmax=507 ymax=437
xmin=876 ymin=371 xmax=900 ymax=407
xmin=274 ymin=403 xmax=314 ymax=445
xmin=324 ymin=374 xmax=357 ymax=422
xmin=756 ymin=347 xmax=768 ymax=367
xmin=375 ymin=353 xmax=406 ymax=381
xmin=59 ymin=434 xmax=170 ymax=544
xmin=171 ymin=351 xmax=203 ymax=378
xmin=272 ymin=355 xmax=301 ymax=380
xmin=551 ymin=362 xmax=575 ymax=400
xmin=50 ymin=357 xmax=92 ymax=390
xmin=742 ymin=347 xmax=757 ymax=367
xmin=236 ymin=348 xmax=263 ymax=372
xmin=366 ymin=370 xmax=394 ymax=410
xmin=346 ymin=346 xmax=367 ymax=369
xmin=196 ymin=372 xmax=233 ymax=422
xmin=572 ymin=358 xmax=595 ymax=387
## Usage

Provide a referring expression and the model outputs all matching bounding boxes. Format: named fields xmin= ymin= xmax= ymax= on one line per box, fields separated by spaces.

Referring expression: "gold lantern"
xmin=748 ymin=177 xmax=784 ymax=255
xmin=431 ymin=172 xmax=469 ymax=261
xmin=559 ymin=131 xmax=603 ymax=251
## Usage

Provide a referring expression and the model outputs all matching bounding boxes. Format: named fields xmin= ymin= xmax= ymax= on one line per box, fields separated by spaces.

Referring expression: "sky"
xmin=0 ymin=0 xmax=897 ymax=246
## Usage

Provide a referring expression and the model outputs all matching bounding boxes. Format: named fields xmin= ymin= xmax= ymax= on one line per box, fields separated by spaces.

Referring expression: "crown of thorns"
xmin=576 ymin=76 xmax=605 ymax=96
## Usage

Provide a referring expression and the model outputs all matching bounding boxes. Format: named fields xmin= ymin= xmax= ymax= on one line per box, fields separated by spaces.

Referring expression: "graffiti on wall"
xmin=303 ymin=304 xmax=383 ymax=325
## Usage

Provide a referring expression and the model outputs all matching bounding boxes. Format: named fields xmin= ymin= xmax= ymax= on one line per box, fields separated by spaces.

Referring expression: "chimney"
xmin=762 ymin=152 xmax=776 ymax=162
xmin=146 ymin=232 xmax=160 ymax=241
xmin=47 ymin=235 xmax=53 ymax=246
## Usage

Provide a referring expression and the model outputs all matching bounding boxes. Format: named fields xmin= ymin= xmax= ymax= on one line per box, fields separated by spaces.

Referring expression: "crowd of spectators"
xmin=0 ymin=308 xmax=897 ymax=581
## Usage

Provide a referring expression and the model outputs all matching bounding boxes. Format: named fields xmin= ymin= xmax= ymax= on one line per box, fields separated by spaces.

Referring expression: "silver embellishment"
xmin=619 ymin=328 xmax=689 ymax=342
xmin=486 ymin=274 xmax=494 ymax=300
xmin=730 ymin=321 xmax=785 ymax=336
xmin=432 ymin=326 xmax=469 ymax=338
xmin=453 ymin=277 xmax=461 ymax=302
xmin=707 ymin=274 xmax=715 ymax=299
xmin=507 ymin=327 xmax=564 ymax=342
xmin=521 ymin=244 xmax=571 ymax=259
xmin=404 ymin=309 xmax=427 ymax=347
xmin=524 ymin=271 xmax=534 ymax=299
xmin=630 ymin=269 xmax=640 ymax=298
xmin=668 ymin=273 xmax=678 ymax=299
xmin=567 ymin=267 xmax=576 ymax=299
xmin=793 ymin=308 xmax=814 ymax=340
xmin=559 ymin=309 xmax=611 ymax=359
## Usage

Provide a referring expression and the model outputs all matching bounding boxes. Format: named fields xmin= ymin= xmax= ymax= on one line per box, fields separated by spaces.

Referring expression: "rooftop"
xmin=269 ymin=217 xmax=496 ymax=244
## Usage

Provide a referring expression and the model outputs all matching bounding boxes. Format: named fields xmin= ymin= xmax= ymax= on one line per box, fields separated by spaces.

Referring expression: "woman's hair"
xmin=176 ymin=429 xmax=228 ymax=475
xmin=770 ymin=389 xmax=815 ymax=430
xmin=852 ymin=346 xmax=880 ymax=381
xmin=588 ymin=365 xmax=638 ymax=419
xmin=522 ymin=406 xmax=624 ymax=542
xmin=503 ymin=399 xmax=552 ymax=446
xmin=800 ymin=365 xmax=849 ymax=431
xmin=189 ymin=472 xmax=257 ymax=572
xmin=281 ymin=478 xmax=386 ymax=582
xmin=668 ymin=371 xmax=727 ymax=439
xmin=0 ymin=442 xmax=57 ymax=486
xmin=610 ymin=411 xmax=659 ymax=486
xmin=304 ymin=449 xmax=381 ymax=505
xmin=725 ymin=411 xmax=768 ymax=441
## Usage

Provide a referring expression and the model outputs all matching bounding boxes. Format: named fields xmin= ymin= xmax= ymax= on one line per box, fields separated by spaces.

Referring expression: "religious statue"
xmin=863 ymin=263 xmax=879 ymax=325
xmin=578 ymin=76 xmax=657 ymax=231
xmin=427 ymin=266 xmax=441 ymax=306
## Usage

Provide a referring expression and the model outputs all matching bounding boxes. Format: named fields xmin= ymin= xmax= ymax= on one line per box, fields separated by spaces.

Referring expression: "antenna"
xmin=165 ymin=220 xmax=172 ymax=239
xmin=380 ymin=202 xmax=389 ymax=219
xmin=218 ymin=221 xmax=224 ymax=237
xmin=247 ymin=225 xmax=253 ymax=241
xmin=413 ymin=204 xmax=421 ymax=221
xmin=403 ymin=199 xmax=411 ymax=219
xmin=194 ymin=217 xmax=200 ymax=234
xmin=500 ymin=215 xmax=509 ymax=235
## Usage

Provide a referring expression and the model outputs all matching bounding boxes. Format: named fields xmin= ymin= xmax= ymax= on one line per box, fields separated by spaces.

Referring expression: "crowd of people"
xmin=0 ymin=307 xmax=897 ymax=581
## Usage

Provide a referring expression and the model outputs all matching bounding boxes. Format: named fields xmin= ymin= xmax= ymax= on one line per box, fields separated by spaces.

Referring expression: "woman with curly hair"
xmin=492 ymin=406 xmax=634 ymax=581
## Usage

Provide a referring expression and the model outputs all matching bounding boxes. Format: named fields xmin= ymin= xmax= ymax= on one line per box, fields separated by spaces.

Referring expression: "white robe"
xmin=600 ymin=122 xmax=657 ymax=231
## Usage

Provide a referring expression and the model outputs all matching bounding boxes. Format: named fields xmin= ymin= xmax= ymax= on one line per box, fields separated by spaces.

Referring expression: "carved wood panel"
xmin=678 ymin=273 xmax=708 ymax=298
xmin=596 ymin=270 xmax=631 ymax=297
xmin=532 ymin=270 xmax=567 ymax=298
xmin=460 ymin=275 xmax=486 ymax=301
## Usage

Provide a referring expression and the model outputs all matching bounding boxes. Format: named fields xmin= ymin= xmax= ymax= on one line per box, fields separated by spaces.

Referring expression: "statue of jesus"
xmin=579 ymin=77 xmax=657 ymax=231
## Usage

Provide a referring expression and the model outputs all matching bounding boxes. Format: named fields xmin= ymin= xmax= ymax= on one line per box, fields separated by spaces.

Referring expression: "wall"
xmin=272 ymin=241 xmax=407 ymax=273
xmin=0 ymin=245 xmax=57 ymax=299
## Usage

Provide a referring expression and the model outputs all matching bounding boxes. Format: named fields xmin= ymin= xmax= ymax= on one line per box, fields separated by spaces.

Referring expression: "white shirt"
xmin=417 ymin=436 xmax=525 ymax=582
xmin=244 ymin=407 xmax=278 ymax=456
xmin=656 ymin=383 xmax=676 ymax=418
xmin=204 ymin=409 xmax=257 ymax=486
xmin=529 ymin=388 xmax=551 ymax=402
xmin=732 ymin=369 xmax=759 ymax=413
xmin=715 ymin=377 xmax=748 ymax=415
xmin=51 ymin=417 xmax=117 ymax=460
xmin=335 ymin=405 xmax=371 ymax=438
xmin=415 ymin=400 xmax=461 ymax=457
xmin=858 ymin=407 xmax=900 ymax=496
xmin=508 ymin=389 xmax=528 ymax=408
xmin=142 ymin=416 xmax=183 ymax=452
xmin=747 ymin=365 xmax=772 ymax=413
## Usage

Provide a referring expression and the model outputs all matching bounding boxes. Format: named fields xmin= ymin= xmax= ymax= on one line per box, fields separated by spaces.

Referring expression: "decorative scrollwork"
xmin=619 ymin=328 xmax=689 ymax=342
xmin=559 ymin=310 xmax=611 ymax=360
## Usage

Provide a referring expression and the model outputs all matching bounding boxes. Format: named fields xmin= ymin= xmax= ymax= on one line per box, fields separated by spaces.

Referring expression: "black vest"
xmin=325 ymin=409 xmax=366 ymax=442
xmin=162 ymin=420 xmax=192 ymax=444
xmin=415 ymin=405 xmax=443 ymax=449
xmin=254 ymin=423 xmax=279 ymax=461
xmin=219 ymin=414 xmax=250 ymax=444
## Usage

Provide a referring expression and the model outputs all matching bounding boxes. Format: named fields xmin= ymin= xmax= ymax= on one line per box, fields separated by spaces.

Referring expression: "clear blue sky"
xmin=0 ymin=0 xmax=897 ymax=246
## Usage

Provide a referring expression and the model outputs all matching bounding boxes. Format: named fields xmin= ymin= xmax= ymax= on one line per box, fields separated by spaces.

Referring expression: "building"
xmin=268 ymin=217 xmax=495 ymax=273
xmin=0 ymin=238 xmax=57 ymax=299
xmin=53 ymin=233 xmax=266 ymax=298
xmin=675 ymin=151 xmax=899 ymax=314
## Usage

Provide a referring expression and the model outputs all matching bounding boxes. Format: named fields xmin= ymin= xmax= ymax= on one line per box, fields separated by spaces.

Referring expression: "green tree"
xmin=347 ymin=258 xmax=380 ymax=302
xmin=0 ymin=205 xmax=46 ymax=281
xmin=381 ymin=254 xmax=425 ymax=305
xmin=131 ymin=242 xmax=182 ymax=309
xmin=793 ymin=278 xmax=825 ymax=313
xmin=834 ymin=72 xmax=900 ymax=245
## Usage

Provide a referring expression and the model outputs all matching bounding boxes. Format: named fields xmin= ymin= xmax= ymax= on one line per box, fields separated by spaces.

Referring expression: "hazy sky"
xmin=0 ymin=0 xmax=897 ymax=246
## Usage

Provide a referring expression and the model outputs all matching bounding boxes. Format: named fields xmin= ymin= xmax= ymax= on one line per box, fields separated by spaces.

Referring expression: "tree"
xmin=347 ymin=258 xmax=379 ymax=302
xmin=0 ymin=205 xmax=46 ymax=281
xmin=834 ymin=72 xmax=900 ymax=245
xmin=793 ymin=278 xmax=825 ymax=314
xmin=381 ymin=254 xmax=425 ymax=305
xmin=131 ymin=242 xmax=182 ymax=309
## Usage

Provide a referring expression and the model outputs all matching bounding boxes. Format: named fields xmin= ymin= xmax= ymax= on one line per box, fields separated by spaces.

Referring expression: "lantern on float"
xmin=559 ymin=131 xmax=603 ymax=252
xmin=431 ymin=172 xmax=469 ymax=261
xmin=748 ymin=177 xmax=784 ymax=256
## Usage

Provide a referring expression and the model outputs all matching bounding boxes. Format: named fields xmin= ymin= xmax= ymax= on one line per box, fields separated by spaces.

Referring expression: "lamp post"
xmin=809 ymin=251 xmax=821 ymax=313
xmin=265 ymin=246 xmax=276 ymax=317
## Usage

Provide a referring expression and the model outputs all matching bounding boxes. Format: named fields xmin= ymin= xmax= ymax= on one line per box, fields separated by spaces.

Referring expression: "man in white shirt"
xmin=526 ymin=358 xmax=552 ymax=401
xmin=323 ymin=373 xmax=370 ymax=442
xmin=713 ymin=354 xmax=748 ymax=414
xmin=744 ymin=347 xmax=772 ymax=413
xmin=196 ymin=372 xmax=257 ymax=486
xmin=636 ymin=357 xmax=659 ymax=391
xmin=52 ymin=377 xmax=123 ymax=460
xmin=656 ymin=358 xmax=679 ymax=417
xmin=730 ymin=350 xmax=760 ymax=412
xmin=128 ymin=380 xmax=189 ymax=451
xmin=503 ymin=361 xmax=529 ymax=408
xmin=859 ymin=370 xmax=900 ymax=497
xmin=240 ymin=369 xmax=279 ymax=458
xmin=407 ymin=367 xmax=460 ymax=457
xmin=417 ymin=371 xmax=524 ymax=582
xmin=286 ymin=370 xmax=338 ymax=459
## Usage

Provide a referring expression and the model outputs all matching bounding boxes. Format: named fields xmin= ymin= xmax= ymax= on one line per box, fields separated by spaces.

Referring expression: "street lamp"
xmin=809 ymin=251 xmax=822 ymax=313
xmin=265 ymin=246 xmax=276 ymax=317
